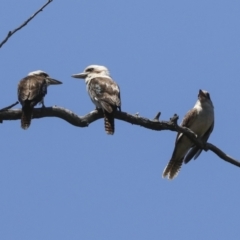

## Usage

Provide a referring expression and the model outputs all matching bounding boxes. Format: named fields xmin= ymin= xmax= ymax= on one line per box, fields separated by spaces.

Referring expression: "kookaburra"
xmin=163 ymin=89 xmax=214 ymax=180
xmin=72 ymin=65 xmax=121 ymax=135
xmin=18 ymin=70 xmax=62 ymax=129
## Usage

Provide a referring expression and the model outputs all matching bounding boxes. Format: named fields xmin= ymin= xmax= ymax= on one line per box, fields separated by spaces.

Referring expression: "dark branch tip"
xmin=0 ymin=101 xmax=19 ymax=112
xmin=153 ymin=112 xmax=161 ymax=121
xmin=170 ymin=114 xmax=179 ymax=124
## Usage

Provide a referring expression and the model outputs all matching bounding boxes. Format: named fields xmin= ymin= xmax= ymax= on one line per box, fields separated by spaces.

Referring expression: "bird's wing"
xmin=117 ymin=86 xmax=121 ymax=111
xmin=89 ymin=77 xmax=121 ymax=112
xmin=18 ymin=76 xmax=47 ymax=106
xmin=162 ymin=108 xmax=198 ymax=179
xmin=175 ymin=108 xmax=198 ymax=144
xmin=28 ymin=78 xmax=47 ymax=101
xmin=184 ymin=121 xmax=214 ymax=163
xmin=18 ymin=77 xmax=30 ymax=103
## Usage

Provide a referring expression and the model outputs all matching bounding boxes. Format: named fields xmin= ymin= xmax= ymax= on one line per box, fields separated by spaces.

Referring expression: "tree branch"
xmin=205 ymin=143 xmax=240 ymax=168
xmin=0 ymin=105 xmax=239 ymax=168
xmin=0 ymin=0 xmax=53 ymax=49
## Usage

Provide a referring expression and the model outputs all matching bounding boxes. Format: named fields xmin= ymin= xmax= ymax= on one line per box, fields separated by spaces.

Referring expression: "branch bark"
xmin=0 ymin=105 xmax=239 ymax=168
xmin=0 ymin=0 xmax=53 ymax=49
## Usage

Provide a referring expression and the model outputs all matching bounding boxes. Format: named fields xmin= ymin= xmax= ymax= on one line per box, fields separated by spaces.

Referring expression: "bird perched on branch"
xmin=72 ymin=65 xmax=121 ymax=135
xmin=18 ymin=70 xmax=62 ymax=129
xmin=163 ymin=89 xmax=214 ymax=180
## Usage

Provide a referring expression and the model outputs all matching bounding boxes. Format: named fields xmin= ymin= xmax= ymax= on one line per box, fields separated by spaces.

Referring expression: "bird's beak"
xmin=198 ymin=89 xmax=206 ymax=100
xmin=71 ymin=72 xmax=87 ymax=79
xmin=199 ymin=89 xmax=204 ymax=96
xmin=47 ymin=77 xmax=62 ymax=85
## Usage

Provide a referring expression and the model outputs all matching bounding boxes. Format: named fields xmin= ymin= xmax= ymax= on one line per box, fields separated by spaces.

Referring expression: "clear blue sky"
xmin=0 ymin=0 xmax=239 ymax=239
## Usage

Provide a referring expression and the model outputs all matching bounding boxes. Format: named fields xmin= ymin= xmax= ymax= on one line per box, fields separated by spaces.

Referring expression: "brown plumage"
xmin=88 ymin=77 xmax=121 ymax=135
xmin=18 ymin=70 xmax=62 ymax=129
xmin=18 ymin=75 xmax=47 ymax=129
xmin=162 ymin=109 xmax=199 ymax=179
xmin=104 ymin=112 xmax=115 ymax=135
xmin=21 ymin=105 xmax=34 ymax=129
xmin=162 ymin=157 xmax=183 ymax=180
xmin=72 ymin=65 xmax=121 ymax=135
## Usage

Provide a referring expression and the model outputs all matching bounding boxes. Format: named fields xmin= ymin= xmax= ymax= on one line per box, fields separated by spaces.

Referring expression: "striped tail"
xmin=104 ymin=112 xmax=114 ymax=135
xmin=162 ymin=158 xmax=183 ymax=180
xmin=21 ymin=106 xmax=33 ymax=129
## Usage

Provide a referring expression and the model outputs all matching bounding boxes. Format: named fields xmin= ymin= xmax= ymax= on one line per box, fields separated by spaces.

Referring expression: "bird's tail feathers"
xmin=104 ymin=112 xmax=114 ymax=135
xmin=21 ymin=105 xmax=33 ymax=129
xmin=162 ymin=158 xmax=183 ymax=180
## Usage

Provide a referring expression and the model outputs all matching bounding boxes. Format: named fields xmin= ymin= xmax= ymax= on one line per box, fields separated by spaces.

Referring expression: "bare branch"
xmin=0 ymin=0 xmax=53 ymax=49
xmin=0 ymin=106 xmax=177 ymax=130
xmin=0 ymin=105 xmax=239 ymax=169
xmin=206 ymin=143 xmax=240 ymax=168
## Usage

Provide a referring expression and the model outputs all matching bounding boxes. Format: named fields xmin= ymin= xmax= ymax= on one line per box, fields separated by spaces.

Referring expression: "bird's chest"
xmin=191 ymin=108 xmax=213 ymax=136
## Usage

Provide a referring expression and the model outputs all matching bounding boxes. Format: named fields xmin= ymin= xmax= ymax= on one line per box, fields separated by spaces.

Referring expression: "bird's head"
xmin=28 ymin=70 xmax=62 ymax=86
xmin=71 ymin=65 xmax=110 ymax=80
xmin=198 ymin=89 xmax=212 ymax=104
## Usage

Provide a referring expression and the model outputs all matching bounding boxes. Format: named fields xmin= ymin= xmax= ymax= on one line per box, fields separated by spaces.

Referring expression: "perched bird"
xmin=72 ymin=65 xmax=121 ymax=135
xmin=18 ymin=70 xmax=62 ymax=129
xmin=163 ymin=89 xmax=214 ymax=180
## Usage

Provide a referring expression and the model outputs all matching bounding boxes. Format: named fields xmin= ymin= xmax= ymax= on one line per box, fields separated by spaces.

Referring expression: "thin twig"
xmin=0 ymin=0 xmax=53 ymax=49
xmin=0 ymin=101 xmax=19 ymax=112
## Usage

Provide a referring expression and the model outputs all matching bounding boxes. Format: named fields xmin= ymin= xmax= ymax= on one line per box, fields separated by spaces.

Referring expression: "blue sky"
xmin=0 ymin=0 xmax=240 ymax=239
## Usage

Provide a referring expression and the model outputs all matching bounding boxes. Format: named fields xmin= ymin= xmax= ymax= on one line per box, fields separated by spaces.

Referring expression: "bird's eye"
xmin=41 ymin=73 xmax=48 ymax=77
xmin=86 ymin=68 xmax=93 ymax=72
